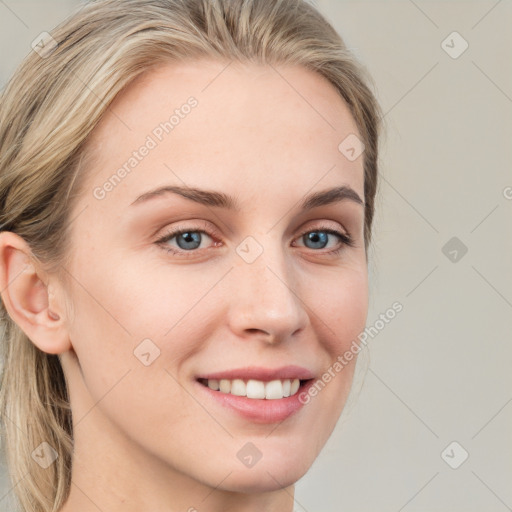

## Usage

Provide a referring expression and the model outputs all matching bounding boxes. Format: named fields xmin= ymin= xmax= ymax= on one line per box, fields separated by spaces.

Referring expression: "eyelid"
xmin=156 ymin=220 xmax=220 ymax=240
xmin=294 ymin=223 xmax=355 ymax=249
xmin=154 ymin=220 xmax=220 ymax=252
xmin=154 ymin=219 xmax=354 ymax=255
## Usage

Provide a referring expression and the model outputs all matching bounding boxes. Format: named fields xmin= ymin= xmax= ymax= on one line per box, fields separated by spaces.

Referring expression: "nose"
xmin=226 ymin=244 xmax=309 ymax=345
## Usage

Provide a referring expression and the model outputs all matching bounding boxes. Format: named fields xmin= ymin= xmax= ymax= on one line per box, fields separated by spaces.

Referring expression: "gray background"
xmin=1 ymin=0 xmax=511 ymax=511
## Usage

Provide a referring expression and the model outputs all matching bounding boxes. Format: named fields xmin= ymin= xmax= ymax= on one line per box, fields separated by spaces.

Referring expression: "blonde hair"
xmin=0 ymin=0 xmax=382 ymax=510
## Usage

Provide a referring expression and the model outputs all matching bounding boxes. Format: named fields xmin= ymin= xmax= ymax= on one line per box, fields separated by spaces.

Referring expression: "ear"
xmin=0 ymin=231 xmax=71 ymax=354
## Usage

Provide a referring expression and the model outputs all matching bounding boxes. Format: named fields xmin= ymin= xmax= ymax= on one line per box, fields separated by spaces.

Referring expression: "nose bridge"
xmin=227 ymin=235 xmax=308 ymax=340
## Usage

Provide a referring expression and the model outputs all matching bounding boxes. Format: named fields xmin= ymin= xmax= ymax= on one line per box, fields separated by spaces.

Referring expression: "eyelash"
xmin=155 ymin=221 xmax=355 ymax=258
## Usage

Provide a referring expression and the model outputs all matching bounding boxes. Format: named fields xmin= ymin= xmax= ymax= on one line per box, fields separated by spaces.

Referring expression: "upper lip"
xmin=196 ymin=365 xmax=315 ymax=382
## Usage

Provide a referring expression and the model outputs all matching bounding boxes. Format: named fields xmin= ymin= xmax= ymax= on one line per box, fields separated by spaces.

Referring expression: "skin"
xmin=0 ymin=60 xmax=368 ymax=512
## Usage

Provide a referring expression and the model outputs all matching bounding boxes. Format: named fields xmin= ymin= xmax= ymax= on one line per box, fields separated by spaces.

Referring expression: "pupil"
xmin=307 ymin=231 xmax=327 ymax=249
xmin=178 ymin=231 xmax=201 ymax=250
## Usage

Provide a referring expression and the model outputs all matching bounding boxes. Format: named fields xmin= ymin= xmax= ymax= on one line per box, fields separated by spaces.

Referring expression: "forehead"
xmin=78 ymin=60 xmax=364 ymax=215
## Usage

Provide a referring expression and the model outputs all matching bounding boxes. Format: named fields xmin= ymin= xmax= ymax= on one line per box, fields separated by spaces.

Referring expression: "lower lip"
xmin=195 ymin=380 xmax=314 ymax=424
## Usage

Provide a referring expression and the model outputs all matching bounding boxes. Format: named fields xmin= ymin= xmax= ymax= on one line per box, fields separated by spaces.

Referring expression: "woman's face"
xmin=60 ymin=59 xmax=368 ymax=493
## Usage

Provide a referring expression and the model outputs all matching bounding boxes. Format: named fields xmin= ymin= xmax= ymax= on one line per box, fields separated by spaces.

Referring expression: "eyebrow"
xmin=130 ymin=184 xmax=364 ymax=211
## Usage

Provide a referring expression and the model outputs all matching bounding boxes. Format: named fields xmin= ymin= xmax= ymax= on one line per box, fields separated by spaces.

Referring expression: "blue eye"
xmin=169 ymin=230 xmax=204 ymax=251
xmin=298 ymin=229 xmax=353 ymax=251
xmin=155 ymin=223 xmax=354 ymax=258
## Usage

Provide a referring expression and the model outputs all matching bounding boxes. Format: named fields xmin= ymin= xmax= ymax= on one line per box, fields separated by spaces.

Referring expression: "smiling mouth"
xmin=197 ymin=377 xmax=312 ymax=400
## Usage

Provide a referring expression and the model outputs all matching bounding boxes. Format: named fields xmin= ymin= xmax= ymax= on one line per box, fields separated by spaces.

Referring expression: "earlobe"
xmin=0 ymin=231 xmax=71 ymax=355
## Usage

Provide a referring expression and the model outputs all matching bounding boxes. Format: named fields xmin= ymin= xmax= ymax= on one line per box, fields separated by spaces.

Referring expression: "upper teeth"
xmin=206 ymin=378 xmax=301 ymax=399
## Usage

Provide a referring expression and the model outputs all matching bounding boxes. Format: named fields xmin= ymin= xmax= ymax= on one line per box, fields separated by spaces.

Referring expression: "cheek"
xmin=307 ymin=268 xmax=368 ymax=410
xmin=314 ymin=267 xmax=369 ymax=355
xmin=104 ymin=255 xmax=228 ymax=333
xmin=65 ymin=252 xmax=223 ymax=387
xmin=62 ymin=256 xmax=234 ymax=479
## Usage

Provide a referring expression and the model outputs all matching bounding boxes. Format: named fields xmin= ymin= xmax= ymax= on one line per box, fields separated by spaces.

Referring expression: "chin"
xmin=218 ymin=464 xmax=309 ymax=493
xmin=213 ymin=444 xmax=315 ymax=492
